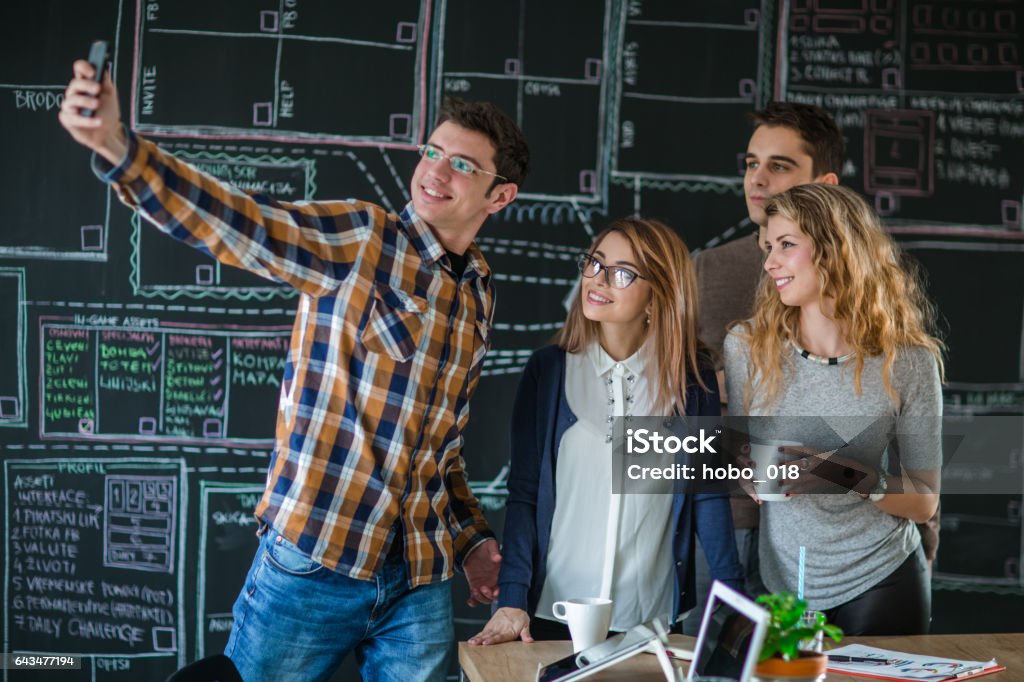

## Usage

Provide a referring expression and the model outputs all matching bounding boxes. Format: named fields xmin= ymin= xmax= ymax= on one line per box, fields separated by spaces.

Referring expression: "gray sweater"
xmin=723 ymin=328 xmax=942 ymax=610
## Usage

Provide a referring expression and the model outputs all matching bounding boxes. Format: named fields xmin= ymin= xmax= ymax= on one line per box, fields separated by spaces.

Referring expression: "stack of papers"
xmin=826 ymin=644 xmax=1004 ymax=681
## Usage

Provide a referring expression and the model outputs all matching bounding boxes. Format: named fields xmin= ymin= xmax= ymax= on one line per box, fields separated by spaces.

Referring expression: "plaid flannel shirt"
xmin=96 ymin=131 xmax=495 ymax=586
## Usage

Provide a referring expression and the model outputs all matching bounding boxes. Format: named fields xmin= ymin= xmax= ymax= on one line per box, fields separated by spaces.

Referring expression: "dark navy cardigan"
xmin=495 ymin=345 xmax=744 ymax=620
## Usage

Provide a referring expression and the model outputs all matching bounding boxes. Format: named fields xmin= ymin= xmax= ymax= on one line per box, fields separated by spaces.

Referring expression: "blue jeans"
xmin=225 ymin=530 xmax=453 ymax=682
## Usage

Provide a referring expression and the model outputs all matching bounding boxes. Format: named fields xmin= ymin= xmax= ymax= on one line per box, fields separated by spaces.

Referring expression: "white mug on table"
xmin=552 ymin=598 xmax=612 ymax=653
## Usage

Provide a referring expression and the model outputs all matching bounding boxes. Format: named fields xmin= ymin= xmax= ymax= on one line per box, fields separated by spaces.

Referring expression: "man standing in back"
xmin=685 ymin=103 xmax=841 ymax=634
xmin=687 ymin=102 xmax=939 ymax=632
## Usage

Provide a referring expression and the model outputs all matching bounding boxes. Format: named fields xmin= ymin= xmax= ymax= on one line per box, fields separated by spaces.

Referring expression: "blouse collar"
xmin=586 ymin=340 xmax=647 ymax=378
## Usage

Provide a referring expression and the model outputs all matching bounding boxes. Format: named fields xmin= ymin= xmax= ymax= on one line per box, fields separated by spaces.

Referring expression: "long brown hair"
xmin=735 ymin=184 xmax=945 ymax=411
xmin=556 ymin=217 xmax=708 ymax=414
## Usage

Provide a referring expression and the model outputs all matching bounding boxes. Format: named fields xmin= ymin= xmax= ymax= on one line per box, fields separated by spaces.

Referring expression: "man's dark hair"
xmin=749 ymin=102 xmax=845 ymax=178
xmin=435 ymin=97 xmax=530 ymax=189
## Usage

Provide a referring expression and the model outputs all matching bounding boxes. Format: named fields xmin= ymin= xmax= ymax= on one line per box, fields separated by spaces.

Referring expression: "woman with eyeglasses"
xmin=724 ymin=183 xmax=943 ymax=634
xmin=468 ymin=217 xmax=743 ymax=645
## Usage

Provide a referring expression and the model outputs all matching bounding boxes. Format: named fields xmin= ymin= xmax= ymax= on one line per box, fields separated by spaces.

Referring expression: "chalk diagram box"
xmin=94 ymin=329 xmax=163 ymax=439
xmin=196 ymin=483 xmax=264 ymax=659
xmin=0 ymin=0 xmax=120 ymax=259
xmin=899 ymin=243 xmax=1022 ymax=385
xmin=131 ymin=147 xmax=407 ymax=299
xmin=40 ymin=323 xmax=289 ymax=446
xmin=438 ymin=0 xmax=609 ymax=201
xmin=131 ymin=153 xmax=313 ymax=300
xmin=4 ymin=458 xmax=186 ymax=663
xmin=936 ymin=514 xmax=1022 ymax=586
xmin=905 ymin=1 xmax=1024 ymax=94
xmin=132 ymin=1 xmax=430 ymax=145
xmin=783 ymin=0 xmax=898 ymax=92
xmin=131 ymin=148 xmax=405 ymax=300
xmin=606 ymin=178 xmax=749 ymax=252
xmin=0 ymin=119 xmax=110 ymax=259
xmin=779 ymin=1 xmax=1022 ymax=228
xmin=864 ymin=109 xmax=935 ymax=196
xmin=0 ymin=269 xmax=27 ymax=427
xmin=105 ymin=475 xmax=178 ymax=572
xmin=613 ymin=2 xmax=764 ymax=179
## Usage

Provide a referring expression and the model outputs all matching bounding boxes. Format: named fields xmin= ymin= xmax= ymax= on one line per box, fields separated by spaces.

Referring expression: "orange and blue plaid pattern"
xmin=97 ymin=131 xmax=495 ymax=586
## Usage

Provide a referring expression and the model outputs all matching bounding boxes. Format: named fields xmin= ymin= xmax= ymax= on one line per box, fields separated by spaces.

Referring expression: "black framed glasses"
xmin=576 ymin=253 xmax=645 ymax=289
xmin=417 ymin=144 xmax=508 ymax=181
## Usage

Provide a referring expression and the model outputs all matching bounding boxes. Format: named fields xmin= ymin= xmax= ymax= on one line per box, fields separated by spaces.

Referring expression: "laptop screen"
xmin=690 ymin=596 xmax=759 ymax=679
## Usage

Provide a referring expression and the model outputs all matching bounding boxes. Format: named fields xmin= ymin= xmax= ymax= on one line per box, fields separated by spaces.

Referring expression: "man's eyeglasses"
xmin=417 ymin=144 xmax=508 ymax=181
xmin=576 ymin=253 xmax=646 ymax=289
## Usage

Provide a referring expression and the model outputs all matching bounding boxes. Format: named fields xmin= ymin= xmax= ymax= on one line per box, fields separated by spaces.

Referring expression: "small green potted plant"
xmin=753 ymin=592 xmax=843 ymax=681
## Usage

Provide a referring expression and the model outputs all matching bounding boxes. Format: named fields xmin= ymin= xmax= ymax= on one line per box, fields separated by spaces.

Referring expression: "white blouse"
xmin=535 ymin=342 xmax=675 ymax=631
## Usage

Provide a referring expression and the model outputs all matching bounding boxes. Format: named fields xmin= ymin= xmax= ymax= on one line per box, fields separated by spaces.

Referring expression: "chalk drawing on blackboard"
xmin=864 ymin=109 xmax=935 ymax=196
xmin=469 ymin=463 xmax=510 ymax=511
xmin=896 ymin=238 xmax=1024 ymax=396
xmin=1001 ymin=200 xmax=1022 ymax=229
xmin=40 ymin=322 xmax=289 ymax=446
xmin=693 ymin=216 xmax=756 ymax=252
xmin=477 ymin=236 xmax=581 ymax=264
xmin=0 ymin=268 xmax=27 ymax=428
xmin=0 ymin=0 xmax=124 ymax=261
xmin=503 ymin=201 xmax=601 ymax=226
xmin=907 ymin=4 xmax=1022 ymax=88
xmin=195 ymin=482 xmax=263 ymax=660
xmin=81 ymin=225 xmax=105 ymax=252
xmin=131 ymin=2 xmax=431 ymax=147
xmin=378 ymin=148 xmax=413 ymax=204
xmin=104 ymin=475 xmax=178 ymax=572
xmin=612 ymin=1 xmax=765 ymax=181
xmin=436 ymin=0 xmax=610 ymax=202
xmin=0 ymin=134 xmax=113 ymax=260
xmin=779 ymin=0 xmax=1022 ymax=231
xmin=5 ymin=458 xmax=187 ymax=667
xmin=127 ymin=148 xmax=408 ymax=300
xmin=472 ymin=235 xmax=579 ymax=376
xmin=130 ymin=151 xmax=315 ymax=301
xmin=480 ymin=350 xmax=541 ymax=378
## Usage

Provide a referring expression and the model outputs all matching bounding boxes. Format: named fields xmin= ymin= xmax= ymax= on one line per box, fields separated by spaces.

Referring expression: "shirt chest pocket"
xmin=360 ymin=283 xmax=428 ymax=363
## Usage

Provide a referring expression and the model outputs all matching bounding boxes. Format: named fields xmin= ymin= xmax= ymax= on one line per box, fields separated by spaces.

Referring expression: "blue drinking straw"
xmin=798 ymin=546 xmax=806 ymax=600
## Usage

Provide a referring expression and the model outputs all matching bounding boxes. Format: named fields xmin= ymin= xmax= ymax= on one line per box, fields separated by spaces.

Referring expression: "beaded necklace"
xmin=789 ymin=339 xmax=855 ymax=366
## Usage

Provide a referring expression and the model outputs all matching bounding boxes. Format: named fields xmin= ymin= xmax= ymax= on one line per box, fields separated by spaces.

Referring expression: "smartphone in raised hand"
xmin=81 ymin=40 xmax=109 ymax=117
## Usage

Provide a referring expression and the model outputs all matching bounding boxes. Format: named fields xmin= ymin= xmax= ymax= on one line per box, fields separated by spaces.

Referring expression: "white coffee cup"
xmin=552 ymin=597 xmax=613 ymax=652
xmin=748 ymin=439 xmax=803 ymax=501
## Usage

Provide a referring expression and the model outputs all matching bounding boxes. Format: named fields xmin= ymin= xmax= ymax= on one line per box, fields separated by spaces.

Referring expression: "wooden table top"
xmin=458 ymin=632 xmax=1023 ymax=682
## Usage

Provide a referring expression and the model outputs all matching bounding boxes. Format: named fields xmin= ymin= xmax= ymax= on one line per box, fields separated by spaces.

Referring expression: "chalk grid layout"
xmin=0 ymin=0 xmax=125 ymax=260
xmin=435 ymin=0 xmax=612 ymax=202
xmin=40 ymin=321 xmax=290 ymax=446
xmin=131 ymin=0 xmax=431 ymax=147
xmin=195 ymin=482 xmax=263 ymax=660
xmin=0 ymin=269 xmax=27 ymax=428
xmin=3 ymin=457 xmax=187 ymax=671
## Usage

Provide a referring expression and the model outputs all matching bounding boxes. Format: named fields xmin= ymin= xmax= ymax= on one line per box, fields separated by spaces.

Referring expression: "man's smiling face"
xmin=410 ymin=121 xmax=507 ymax=239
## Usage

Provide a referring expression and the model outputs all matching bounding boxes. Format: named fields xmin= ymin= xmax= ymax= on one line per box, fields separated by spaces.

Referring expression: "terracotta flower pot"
xmin=752 ymin=651 xmax=827 ymax=681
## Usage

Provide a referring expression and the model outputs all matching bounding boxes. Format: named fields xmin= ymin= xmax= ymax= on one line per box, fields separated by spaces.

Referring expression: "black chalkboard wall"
xmin=3 ymin=1 xmax=1022 ymax=679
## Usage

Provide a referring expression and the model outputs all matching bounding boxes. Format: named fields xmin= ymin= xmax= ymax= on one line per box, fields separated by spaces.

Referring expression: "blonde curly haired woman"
xmin=725 ymin=183 xmax=944 ymax=635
